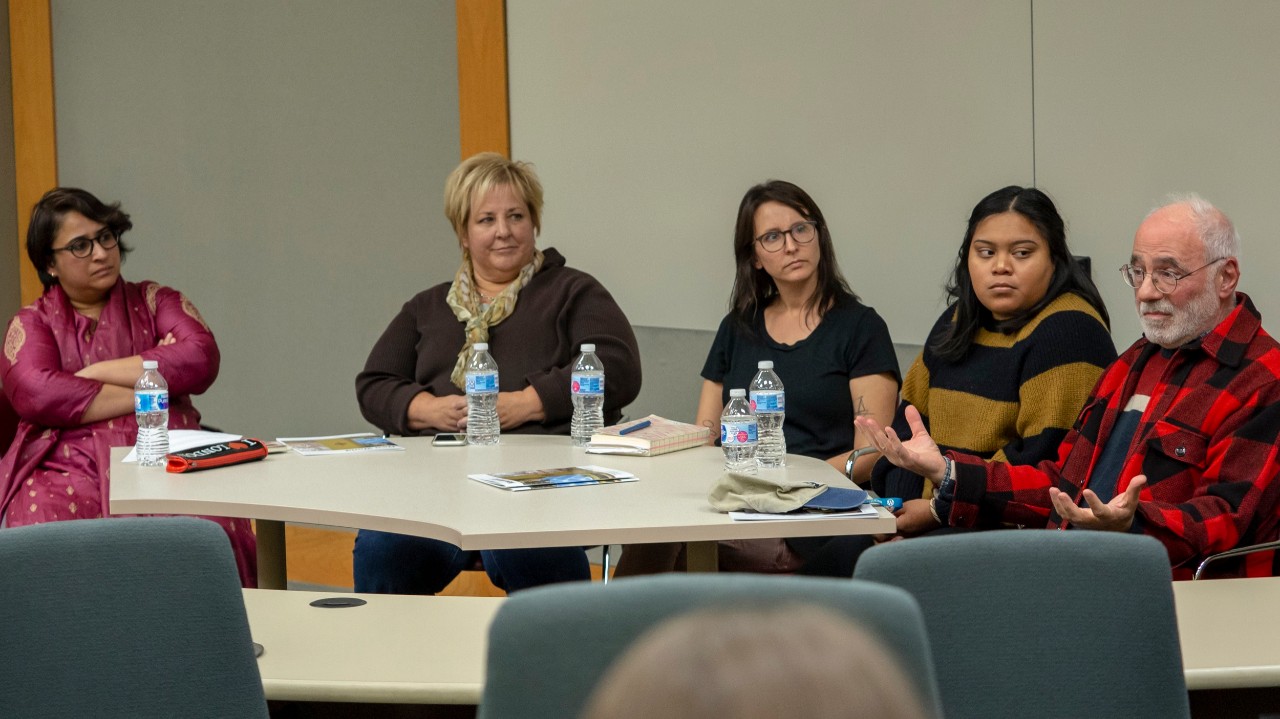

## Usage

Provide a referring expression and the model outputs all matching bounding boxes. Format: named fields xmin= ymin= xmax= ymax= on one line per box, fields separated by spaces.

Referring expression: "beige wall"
xmin=509 ymin=0 xmax=1033 ymax=342
xmin=509 ymin=0 xmax=1280 ymax=352
xmin=1032 ymin=0 xmax=1280 ymax=344
xmin=49 ymin=0 xmax=460 ymax=437
xmin=38 ymin=1 xmax=1280 ymax=429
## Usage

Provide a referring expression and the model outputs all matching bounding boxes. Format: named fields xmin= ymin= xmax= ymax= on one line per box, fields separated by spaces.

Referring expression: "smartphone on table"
xmin=432 ymin=433 xmax=467 ymax=447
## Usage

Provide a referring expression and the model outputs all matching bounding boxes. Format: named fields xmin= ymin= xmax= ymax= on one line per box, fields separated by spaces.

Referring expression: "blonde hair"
xmin=443 ymin=152 xmax=544 ymax=241
xmin=581 ymin=605 xmax=932 ymax=719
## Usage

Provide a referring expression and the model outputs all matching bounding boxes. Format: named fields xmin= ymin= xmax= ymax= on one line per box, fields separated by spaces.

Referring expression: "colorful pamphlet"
xmin=276 ymin=433 xmax=404 ymax=456
xmin=468 ymin=465 xmax=637 ymax=491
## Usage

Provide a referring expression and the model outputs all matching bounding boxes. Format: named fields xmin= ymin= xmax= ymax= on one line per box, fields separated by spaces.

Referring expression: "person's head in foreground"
xmin=580 ymin=605 xmax=932 ymax=719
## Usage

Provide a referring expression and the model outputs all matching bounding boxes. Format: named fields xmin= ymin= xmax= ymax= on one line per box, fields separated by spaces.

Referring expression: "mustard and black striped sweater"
xmin=871 ymin=291 xmax=1116 ymax=501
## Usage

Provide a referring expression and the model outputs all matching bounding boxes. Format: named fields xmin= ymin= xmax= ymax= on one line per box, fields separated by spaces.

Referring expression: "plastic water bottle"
xmin=134 ymin=360 xmax=170 ymax=467
xmin=570 ymin=343 xmax=605 ymax=447
xmin=721 ymin=388 xmax=758 ymax=473
xmin=465 ymin=342 xmax=500 ymax=445
xmin=750 ymin=360 xmax=786 ymax=468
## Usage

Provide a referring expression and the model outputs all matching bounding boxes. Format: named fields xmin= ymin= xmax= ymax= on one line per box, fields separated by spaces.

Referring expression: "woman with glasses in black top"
xmin=616 ymin=179 xmax=900 ymax=576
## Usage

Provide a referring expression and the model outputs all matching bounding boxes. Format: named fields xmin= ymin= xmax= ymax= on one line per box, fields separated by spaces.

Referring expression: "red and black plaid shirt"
xmin=949 ymin=294 xmax=1280 ymax=579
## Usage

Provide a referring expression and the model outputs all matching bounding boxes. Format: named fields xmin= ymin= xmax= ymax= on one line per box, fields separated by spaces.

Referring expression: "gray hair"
xmin=1150 ymin=193 xmax=1241 ymax=261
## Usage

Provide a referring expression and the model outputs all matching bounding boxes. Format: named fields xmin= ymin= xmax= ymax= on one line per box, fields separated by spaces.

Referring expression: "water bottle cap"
xmin=580 ymin=343 xmax=596 ymax=352
xmin=474 ymin=343 xmax=489 ymax=351
xmin=757 ymin=360 xmax=773 ymax=369
xmin=729 ymin=388 xmax=746 ymax=397
xmin=142 ymin=360 xmax=158 ymax=369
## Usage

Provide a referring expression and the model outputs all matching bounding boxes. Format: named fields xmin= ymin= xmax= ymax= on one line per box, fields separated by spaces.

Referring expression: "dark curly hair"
xmin=27 ymin=187 xmax=133 ymax=290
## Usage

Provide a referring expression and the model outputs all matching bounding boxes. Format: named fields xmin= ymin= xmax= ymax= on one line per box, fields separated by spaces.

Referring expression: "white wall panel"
xmin=1034 ymin=0 xmax=1280 ymax=344
xmin=509 ymin=0 xmax=1033 ymax=343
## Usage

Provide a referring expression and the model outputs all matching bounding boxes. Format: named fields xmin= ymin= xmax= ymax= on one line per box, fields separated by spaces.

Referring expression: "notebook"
xmin=585 ymin=414 xmax=712 ymax=457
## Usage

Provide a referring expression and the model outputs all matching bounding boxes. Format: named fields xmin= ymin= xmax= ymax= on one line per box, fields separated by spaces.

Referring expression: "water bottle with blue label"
xmin=465 ymin=342 xmax=500 ymax=446
xmin=721 ymin=388 xmax=758 ymax=473
xmin=134 ymin=360 xmax=170 ymax=467
xmin=750 ymin=360 xmax=786 ymax=468
xmin=570 ymin=343 xmax=605 ymax=447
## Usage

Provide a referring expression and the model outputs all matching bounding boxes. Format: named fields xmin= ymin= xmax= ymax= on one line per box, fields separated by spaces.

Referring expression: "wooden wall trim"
xmin=9 ymin=0 xmax=56 ymax=305
xmin=456 ymin=0 xmax=509 ymax=159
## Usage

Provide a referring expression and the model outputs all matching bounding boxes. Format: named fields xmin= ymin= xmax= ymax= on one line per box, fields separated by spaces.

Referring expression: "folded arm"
xmin=137 ymin=288 xmax=220 ymax=396
xmin=74 ymin=333 xmax=175 ymax=388
xmin=2 ymin=313 xmax=116 ymax=426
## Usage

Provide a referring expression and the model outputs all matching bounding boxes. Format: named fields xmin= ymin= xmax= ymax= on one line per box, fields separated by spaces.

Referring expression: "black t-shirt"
xmin=701 ymin=293 xmax=901 ymax=460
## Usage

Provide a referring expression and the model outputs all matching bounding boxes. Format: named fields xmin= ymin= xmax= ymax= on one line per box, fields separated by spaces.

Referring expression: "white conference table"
xmin=244 ymin=588 xmax=501 ymax=704
xmin=110 ymin=435 xmax=894 ymax=588
xmin=247 ymin=577 xmax=1280 ymax=706
xmin=1174 ymin=576 xmax=1280 ymax=691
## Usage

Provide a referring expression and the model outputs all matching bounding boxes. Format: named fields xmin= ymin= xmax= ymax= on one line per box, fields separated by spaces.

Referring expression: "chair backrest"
xmin=0 ymin=517 xmax=268 ymax=719
xmin=855 ymin=531 xmax=1190 ymax=719
xmin=0 ymin=387 xmax=20 ymax=457
xmin=478 ymin=573 xmax=942 ymax=719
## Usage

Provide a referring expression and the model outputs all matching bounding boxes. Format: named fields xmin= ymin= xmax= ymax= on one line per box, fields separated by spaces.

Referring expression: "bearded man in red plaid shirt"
xmin=859 ymin=195 xmax=1280 ymax=579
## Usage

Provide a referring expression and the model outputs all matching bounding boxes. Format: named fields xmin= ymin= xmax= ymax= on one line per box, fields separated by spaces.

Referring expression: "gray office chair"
xmin=855 ymin=531 xmax=1190 ymax=719
xmin=0 ymin=517 xmax=268 ymax=719
xmin=1193 ymin=538 xmax=1280 ymax=579
xmin=478 ymin=573 xmax=942 ymax=719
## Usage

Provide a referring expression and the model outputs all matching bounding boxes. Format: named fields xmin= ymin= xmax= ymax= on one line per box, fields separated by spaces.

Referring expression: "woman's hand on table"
xmin=497 ymin=386 xmax=546 ymax=429
xmin=894 ymin=498 xmax=942 ymax=536
xmin=406 ymin=392 xmax=468 ymax=432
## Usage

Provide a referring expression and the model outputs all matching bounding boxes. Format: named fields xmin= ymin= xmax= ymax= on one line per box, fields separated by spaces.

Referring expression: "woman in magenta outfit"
xmin=0 ymin=188 xmax=256 ymax=586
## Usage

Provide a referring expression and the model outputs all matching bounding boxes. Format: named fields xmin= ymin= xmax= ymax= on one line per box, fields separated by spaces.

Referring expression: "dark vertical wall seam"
xmin=1030 ymin=0 xmax=1037 ymax=186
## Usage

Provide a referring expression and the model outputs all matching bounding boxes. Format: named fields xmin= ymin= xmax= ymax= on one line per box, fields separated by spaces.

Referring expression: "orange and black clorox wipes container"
xmin=166 ymin=438 xmax=270 ymax=473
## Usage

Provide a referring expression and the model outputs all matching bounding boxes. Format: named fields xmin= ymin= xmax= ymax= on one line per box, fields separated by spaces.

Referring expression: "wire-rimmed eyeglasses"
xmin=1118 ymin=257 xmax=1225 ymax=295
xmin=51 ymin=229 xmax=119 ymax=259
xmin=755 ymin=221 xmax=818 ymax=253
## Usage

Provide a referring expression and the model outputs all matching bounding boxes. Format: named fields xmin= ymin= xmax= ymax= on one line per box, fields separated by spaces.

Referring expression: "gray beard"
xmin=1139 ymin=287 xmax=1223 ymax=348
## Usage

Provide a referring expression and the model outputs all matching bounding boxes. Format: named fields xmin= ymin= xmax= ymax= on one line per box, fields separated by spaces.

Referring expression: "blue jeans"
xmin=352 ymin=529 xmax=591 ymax=595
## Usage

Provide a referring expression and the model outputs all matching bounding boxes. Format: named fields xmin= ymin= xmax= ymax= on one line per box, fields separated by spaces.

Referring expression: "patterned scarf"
xmin=445 ymin=248 xmax=545 ymax=389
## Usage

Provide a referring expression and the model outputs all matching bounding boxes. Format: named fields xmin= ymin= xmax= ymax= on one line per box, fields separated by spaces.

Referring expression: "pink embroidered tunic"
xmin=0 ymin=279 xmax=256 ymax=586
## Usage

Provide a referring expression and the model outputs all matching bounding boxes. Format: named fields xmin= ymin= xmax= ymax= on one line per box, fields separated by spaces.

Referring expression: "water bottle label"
xmin=721 ymin=421 xmax=758 ymax=445
xmin=750 ymin=390 xmax=785 ymax=412
xmin=134 ymin=391 xmax=169 ymax=413
xmin=571 ymin=373 xmax=604 ymax=396
xmin=466 ymin=372 xmax=499 ymax=394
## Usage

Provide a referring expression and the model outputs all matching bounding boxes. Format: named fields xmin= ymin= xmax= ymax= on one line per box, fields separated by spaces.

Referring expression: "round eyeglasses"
xmin=755 ymin=221 xmax=818 ymax=253
xmin=1118 ymin=257 xmax=1225 ymax=295
xmin=51 ymin=229 xmax=120 ymax=259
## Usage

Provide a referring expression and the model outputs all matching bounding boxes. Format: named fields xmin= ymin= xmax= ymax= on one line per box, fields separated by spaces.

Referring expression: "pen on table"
xmin=618 ymin=420 xmax=651 ymax=435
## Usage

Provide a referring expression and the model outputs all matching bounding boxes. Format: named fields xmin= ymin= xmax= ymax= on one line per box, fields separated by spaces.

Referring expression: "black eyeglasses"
xmin=1119 ymin=257 xmax=1225 ymax=295
xmin=51 ymin=229 xmax=119 ymax=259
xmin=755 ymin=221 xmax=818 ymax=253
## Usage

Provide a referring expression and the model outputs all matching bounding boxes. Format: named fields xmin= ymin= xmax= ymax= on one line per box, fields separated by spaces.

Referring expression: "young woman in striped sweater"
xmin=873 ymin=185 xmax=1117 ymax=537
